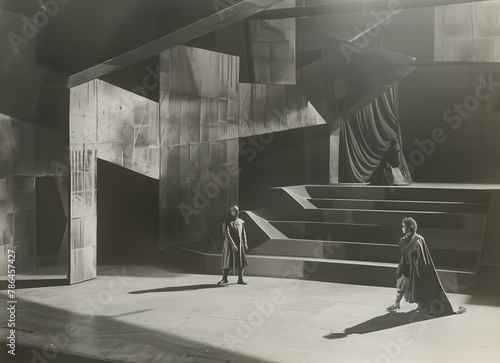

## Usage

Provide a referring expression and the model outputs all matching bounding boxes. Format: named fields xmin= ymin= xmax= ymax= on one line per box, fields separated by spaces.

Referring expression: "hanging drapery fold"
xmin=339 ymin=85 xmax=412 ymax=183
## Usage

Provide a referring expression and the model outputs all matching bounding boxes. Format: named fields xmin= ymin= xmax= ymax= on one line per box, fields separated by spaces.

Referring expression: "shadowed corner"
xmin=323 ymin=309 xmax=439 ymax=340
xmin=128 ymin=284 xmax=226 ymax=294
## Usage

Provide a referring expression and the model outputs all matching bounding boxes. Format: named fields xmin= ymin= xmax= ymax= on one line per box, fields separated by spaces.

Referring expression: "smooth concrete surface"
xmin=1 ymin=265 xmax=500 ymax=363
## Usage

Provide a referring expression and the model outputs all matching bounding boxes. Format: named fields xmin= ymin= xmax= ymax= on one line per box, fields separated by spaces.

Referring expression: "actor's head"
xmin=391 ymin=137 xmax=401 ymax=150
xmin=402 ymin=217 xmax=418 ymax=235
xmin=230 ymin=205 xmax=239 ymax=220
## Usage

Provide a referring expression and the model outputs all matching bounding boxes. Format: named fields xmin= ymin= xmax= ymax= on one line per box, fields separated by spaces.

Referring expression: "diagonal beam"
xmin=249 ymin=0 xmax=492 ymax=20
xmin=67 ymin=0 xmax=285 ymax=88
xmin=333 ymin=65 xmax=415 ymax=125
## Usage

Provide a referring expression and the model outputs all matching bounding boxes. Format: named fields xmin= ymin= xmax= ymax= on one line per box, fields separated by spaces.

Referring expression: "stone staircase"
xmin=170 ymin=184 xmax=493 ymax=294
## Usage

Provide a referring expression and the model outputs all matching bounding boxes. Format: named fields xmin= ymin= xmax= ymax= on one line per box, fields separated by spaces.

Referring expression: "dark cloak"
xmin=369 ymin=138 xmax=412 ymax=185
xmin=397 ymin=234 xmax=454 ymax=317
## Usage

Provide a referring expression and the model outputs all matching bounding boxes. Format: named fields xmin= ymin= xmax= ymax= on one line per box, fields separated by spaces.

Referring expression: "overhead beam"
xmin=249 ymin=0 xmax=492 ymax=20
xmin=67 ymin=0 xmax=285 ymax=88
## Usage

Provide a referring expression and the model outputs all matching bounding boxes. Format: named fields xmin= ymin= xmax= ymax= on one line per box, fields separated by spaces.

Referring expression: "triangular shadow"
xmin=323 ymin=310 xmax=437 ymax=340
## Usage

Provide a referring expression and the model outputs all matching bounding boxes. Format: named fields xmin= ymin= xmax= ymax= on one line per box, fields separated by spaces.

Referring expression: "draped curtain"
xmin=339 ymin=85 xmax=412 ymax=183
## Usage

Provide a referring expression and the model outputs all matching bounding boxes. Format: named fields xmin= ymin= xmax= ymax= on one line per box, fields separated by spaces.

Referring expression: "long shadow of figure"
xmin=323 ymin=310 xmax=434 ymax=340
xmin=129 ymin=284 xmax=226 ymax=294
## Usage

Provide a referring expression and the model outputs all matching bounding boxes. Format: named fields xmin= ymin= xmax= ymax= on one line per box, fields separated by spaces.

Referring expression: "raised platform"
xmin=171 ymin=183 xmax=500 ymax=293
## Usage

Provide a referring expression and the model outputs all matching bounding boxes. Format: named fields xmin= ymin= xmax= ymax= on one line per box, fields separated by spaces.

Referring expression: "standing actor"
xmin=387 ymin=217 xmax=455 ymax=316
xmin=218 ymin=205 xmax=249 ymax=285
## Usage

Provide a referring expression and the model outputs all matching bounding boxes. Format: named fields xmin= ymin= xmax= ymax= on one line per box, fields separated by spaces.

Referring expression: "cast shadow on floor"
xmin=129 ymin=283 xmax=227 ymax=294
xmin=323 ymin=310 xmax=435 ymax=340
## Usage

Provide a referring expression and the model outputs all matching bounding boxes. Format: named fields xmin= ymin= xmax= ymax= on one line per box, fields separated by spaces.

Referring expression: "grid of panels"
xmin=159 ymin=46 xmax=241 ymax=246
xmin=249 ymin=0 xmax=296 ymax=84
xmin=435 ymin=1 xmax=500 ymax=61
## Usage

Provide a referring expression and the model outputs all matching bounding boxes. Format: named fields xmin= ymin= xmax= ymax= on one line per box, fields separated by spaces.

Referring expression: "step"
xmin=183 ymin=250 xmax=477 ymax=294
xmin=308 ymin=198 xmax=489 ymax=214
xmin=306 ymin=185 xmax=491 ymax=203
xmin=270 ymin=221 xmax=484 ymax=251
xmin=269 ymin=209 xmax=487 ymax=231
xmin=249 ymin=239 xmax=478 ymax=272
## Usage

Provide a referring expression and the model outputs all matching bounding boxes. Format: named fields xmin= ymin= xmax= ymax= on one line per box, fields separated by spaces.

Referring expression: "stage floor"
xmin=2 ymin=266 xmax=500 ymax=363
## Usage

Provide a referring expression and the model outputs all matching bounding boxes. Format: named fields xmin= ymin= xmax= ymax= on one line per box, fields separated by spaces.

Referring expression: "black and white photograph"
xmin=1 ymin=0 xmax=500 ymax=362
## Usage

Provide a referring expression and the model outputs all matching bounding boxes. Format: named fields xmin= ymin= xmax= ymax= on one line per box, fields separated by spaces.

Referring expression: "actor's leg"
xmin=387 ymin=289 xmax=404 ymax=311
xmin=395 ymin=289 xmax=404 ymax=305
xmin=237 ymin=268 xmax=246 ymax=285
xmin=218 ymin=269 xmax=229 ymax=284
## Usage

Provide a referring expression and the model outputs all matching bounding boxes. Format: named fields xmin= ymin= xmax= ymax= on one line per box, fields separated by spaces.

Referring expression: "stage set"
xmin=2 ymin=0 xmax=500 ymax=362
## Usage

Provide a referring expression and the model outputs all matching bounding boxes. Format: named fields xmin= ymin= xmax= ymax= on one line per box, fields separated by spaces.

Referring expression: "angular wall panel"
xmin=159 ymin=45 xmax=324 ymax=247
xmin=238 ymin=83 xmax=325 ymax=137
xmin=69 ymin=80 xmax=160 ymax=284
xmin=160 ymin=46 xmax=241 ymax=247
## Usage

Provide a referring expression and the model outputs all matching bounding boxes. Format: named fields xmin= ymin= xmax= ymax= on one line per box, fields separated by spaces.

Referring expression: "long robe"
xmin=221 ymin=218 xmax=248 ymax=272
xmin=369 ymin=139 xmax=411 ymax=185
xmin=396 ymin=234 xmax=454 ymax=316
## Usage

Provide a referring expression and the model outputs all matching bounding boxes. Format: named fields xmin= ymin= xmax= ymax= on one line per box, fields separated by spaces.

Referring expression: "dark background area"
xmin=35 ymin=176 xmax=66 ymax=266
xmin=399 ymin=64 xmax=500 ymax=183
xmin=239 ymin=124 xmax=330 ymax=210
xmin=0 ymin=0 xmax=235 ymax=123
xmin=97 ymin=159 xmax=161 ymax=265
